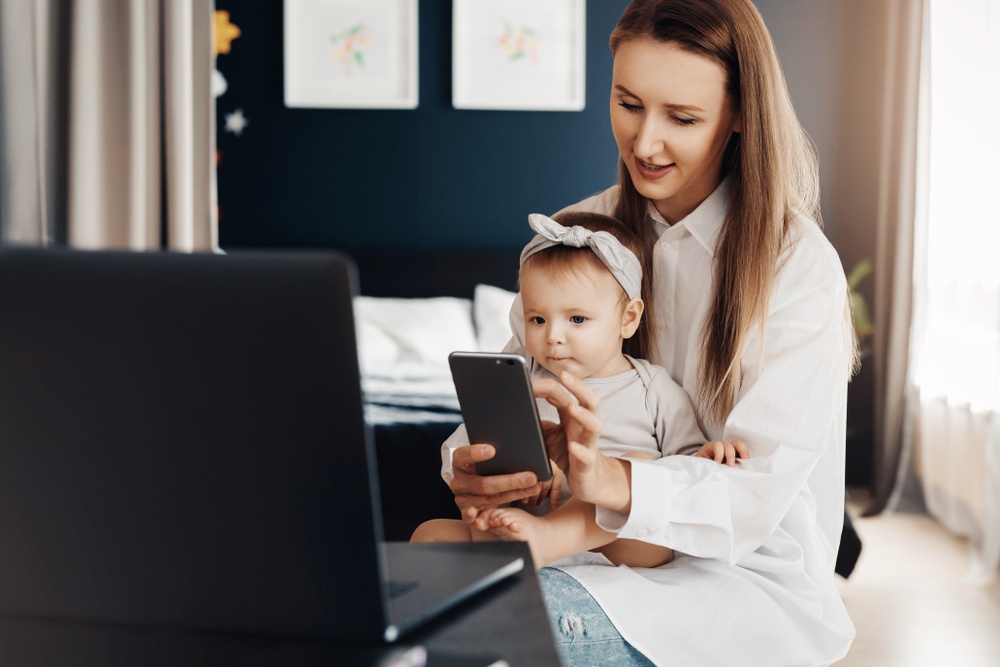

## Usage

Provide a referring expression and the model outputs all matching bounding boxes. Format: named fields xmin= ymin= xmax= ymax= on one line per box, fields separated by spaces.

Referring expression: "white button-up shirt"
xmin=444 ymin=179 xmax=856 ymax=665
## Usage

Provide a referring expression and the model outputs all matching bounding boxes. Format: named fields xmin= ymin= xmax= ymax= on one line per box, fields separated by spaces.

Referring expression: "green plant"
xmin=847 ymin=258 xmax=874 ymax=344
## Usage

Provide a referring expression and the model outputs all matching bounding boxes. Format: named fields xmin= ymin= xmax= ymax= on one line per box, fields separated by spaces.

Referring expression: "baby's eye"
xmin=570 ymin=316 xmax=587 ymax=324
xmin=530 ymin=316 xmax=546 ymax=325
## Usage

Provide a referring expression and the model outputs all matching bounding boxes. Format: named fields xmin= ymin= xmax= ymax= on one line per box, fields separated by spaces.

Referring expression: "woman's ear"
xmin=620 ymin=297 xmax=644 ymax=339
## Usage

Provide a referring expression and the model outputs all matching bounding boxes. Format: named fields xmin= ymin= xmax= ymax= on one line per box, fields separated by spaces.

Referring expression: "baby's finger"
xmin=522 ymin=488 xmax=541 ymax=510
xmin=733 ymin=439 xmax=749 ymax=460
xmin=705 ymin=441 xmax=724 ymax=462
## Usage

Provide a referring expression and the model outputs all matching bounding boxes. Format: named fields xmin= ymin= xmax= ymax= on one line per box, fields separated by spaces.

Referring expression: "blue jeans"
xmin=538 ymin=567 xmax=656 ymax=667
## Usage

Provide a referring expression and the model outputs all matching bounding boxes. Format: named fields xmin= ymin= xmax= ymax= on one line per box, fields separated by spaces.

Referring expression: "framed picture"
xmin=452 ymin=0 xmax=586 ymax=111
xmin=283 ymin=0 xmax=418 ymax=109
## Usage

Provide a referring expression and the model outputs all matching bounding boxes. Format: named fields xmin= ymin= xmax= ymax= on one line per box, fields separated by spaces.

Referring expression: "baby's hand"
xmin=694 ymin=440 xmax=748 ymax=466
xmin=522 ymin=459 xmax=565 ymax=511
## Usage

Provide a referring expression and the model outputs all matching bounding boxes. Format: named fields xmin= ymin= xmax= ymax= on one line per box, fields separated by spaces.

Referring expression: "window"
xmin=914 ymin=0 xmax=1000 ymax=412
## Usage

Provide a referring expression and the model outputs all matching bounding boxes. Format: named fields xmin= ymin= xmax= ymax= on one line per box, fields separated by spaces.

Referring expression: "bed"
xmin=352 ymin=250 xmax=862 ymax=577
xmin=352 ymin=251 xmax=521 ymax=541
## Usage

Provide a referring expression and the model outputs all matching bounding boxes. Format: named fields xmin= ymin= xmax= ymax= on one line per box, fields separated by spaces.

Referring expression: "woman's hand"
xmin=449 ymin=444 xmax=542 ymax=522
xmin=533 ymin=372 xmax=632 ymax=513
xmin=532 ymin=375 xmax=600 ymax=472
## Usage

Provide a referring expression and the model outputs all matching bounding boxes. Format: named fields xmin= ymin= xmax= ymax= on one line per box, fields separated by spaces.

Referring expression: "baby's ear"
xmin=620 ymin=297 xmax=644 ymax=339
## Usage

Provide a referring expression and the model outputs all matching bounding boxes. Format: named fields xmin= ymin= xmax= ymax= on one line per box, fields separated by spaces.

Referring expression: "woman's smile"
xmin=634 ymin=157 xmax=673 ymax=180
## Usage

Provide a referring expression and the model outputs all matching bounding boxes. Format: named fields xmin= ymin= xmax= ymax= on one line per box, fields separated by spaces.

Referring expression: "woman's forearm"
xmin=598 ymin=456 xmax=633 ymax=514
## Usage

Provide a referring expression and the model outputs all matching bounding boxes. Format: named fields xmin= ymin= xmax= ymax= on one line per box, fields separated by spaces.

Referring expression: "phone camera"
xmin=506 ymin=360 xmax=514 ymax=365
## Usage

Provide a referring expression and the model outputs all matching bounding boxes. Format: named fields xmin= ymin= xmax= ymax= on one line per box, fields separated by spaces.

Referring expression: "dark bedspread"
xmin=373 ymin=416 xmax=461 ymax=541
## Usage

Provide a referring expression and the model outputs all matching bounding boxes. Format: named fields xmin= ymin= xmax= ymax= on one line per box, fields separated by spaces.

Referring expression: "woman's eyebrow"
xmin=612 ymin=85 xmax=705 ymax=113
xmin=663 ymin=103 xmax=706 ymax=113
xmin=613 ymin=83 xmax=638 ymax=98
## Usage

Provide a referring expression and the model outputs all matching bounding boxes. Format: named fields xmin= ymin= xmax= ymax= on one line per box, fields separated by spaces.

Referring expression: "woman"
xmin=443 ymin=1 xmax=856 ymax=664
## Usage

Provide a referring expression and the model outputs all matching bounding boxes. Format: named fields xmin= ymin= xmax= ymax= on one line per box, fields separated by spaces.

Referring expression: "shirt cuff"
xmin=440 ymin=423 xmax=470 ymax=485
xmin=594 ymin=458 xmax=668 ymax=541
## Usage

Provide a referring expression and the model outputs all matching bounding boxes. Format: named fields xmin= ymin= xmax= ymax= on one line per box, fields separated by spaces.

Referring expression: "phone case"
xmin=448 ymin=351 xmax=552 ymax=481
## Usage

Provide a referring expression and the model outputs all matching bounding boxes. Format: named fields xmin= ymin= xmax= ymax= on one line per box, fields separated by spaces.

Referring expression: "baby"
xmin=412 ymin=211 xmax=745 ymax=569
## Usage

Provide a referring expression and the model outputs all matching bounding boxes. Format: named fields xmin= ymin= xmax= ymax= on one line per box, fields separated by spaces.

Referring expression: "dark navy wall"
xmin=215 ymin=1 xmax=632 ymax=252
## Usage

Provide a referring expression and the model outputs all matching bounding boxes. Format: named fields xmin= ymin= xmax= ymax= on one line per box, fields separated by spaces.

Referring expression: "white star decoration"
xmin=224 ymin=108 xmax=248 ymax=136
xmin=213 ymin=69 xmax=228 ymax=98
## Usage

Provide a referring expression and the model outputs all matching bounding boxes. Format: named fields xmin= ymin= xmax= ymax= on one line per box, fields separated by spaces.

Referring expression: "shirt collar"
xmin=646 ymin=177 xmax=729 ymax=257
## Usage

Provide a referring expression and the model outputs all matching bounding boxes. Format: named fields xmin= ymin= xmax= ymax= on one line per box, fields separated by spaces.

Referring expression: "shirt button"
xmin=656 ymin=319 xmax=665 ymax=330
xmin=637 ymin=528 xmax=649 ymax=538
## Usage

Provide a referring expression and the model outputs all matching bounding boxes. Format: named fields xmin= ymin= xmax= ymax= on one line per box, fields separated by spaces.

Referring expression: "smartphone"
xmin=448 ymin=351 xmax=552 ymax=481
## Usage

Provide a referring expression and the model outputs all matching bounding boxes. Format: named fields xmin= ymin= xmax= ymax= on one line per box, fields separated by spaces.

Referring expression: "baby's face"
xmin=520 ymin=262 xmax=632 ymax=379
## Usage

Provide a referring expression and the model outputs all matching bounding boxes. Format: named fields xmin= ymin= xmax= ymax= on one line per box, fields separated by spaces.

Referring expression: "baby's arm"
xmin=693 ymin=440 xmax=749 ymax=466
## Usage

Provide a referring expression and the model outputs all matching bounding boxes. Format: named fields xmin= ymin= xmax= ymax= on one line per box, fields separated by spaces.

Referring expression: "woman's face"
xmin=610 ymin=38 xmax=741 ymax=224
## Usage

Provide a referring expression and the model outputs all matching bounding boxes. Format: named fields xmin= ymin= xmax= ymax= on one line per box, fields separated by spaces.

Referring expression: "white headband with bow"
xmin=519 ymin=213 xmax=642 ymax=299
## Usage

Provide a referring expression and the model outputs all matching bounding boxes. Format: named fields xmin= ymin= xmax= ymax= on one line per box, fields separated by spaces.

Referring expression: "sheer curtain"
xmin=911 ymin=0 xmax=1000 ymax=578
xmin=0 ymin=0 xmax=216 ymax=251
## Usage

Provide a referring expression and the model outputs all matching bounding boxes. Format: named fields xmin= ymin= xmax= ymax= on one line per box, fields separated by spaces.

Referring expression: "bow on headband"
xmin=519 ymin=213 xmax=643 ymax=299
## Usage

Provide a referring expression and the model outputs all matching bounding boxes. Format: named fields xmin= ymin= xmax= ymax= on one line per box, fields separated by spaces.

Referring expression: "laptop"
xmin=0 ymin=247 xmax=523 ymax=644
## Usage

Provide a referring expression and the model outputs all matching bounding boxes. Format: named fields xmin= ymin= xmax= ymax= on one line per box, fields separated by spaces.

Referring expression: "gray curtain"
xmin=828 ymin=0 xmax=925 ymax=516
xmin=0 ymin=0 xmax=216 ymax=251
xmin=865 ymin=0 xmax=925 ymax=515
xmin=866 ymin=0 xmax=926 ymax=515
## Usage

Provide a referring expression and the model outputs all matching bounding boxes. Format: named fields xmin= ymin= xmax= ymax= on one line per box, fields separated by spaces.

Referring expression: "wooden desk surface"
xmin=0 ymin=543 xmax=559 ymax=667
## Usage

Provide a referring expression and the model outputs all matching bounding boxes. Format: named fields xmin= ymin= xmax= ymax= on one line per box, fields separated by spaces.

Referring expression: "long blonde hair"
xmin=610 ymin=0 xmax=823 ymax=423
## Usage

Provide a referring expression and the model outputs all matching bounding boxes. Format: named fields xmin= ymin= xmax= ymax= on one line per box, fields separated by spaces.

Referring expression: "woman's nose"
xmin=634 ymin=115 xmax=666 ymax=159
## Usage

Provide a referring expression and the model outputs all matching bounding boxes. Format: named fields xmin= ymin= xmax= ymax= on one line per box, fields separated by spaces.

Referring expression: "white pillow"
xmin=473 ymin=283 xmax=518 ymax=352
xmin=353 ymin=296 xmax=477 ymax=376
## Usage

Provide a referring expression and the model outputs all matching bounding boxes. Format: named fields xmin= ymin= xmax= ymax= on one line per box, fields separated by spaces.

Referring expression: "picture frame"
xmin=451 ymin=0 xmax=586 ymax=111
xmin=283 ymin=0 xmax=418 ymax=109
